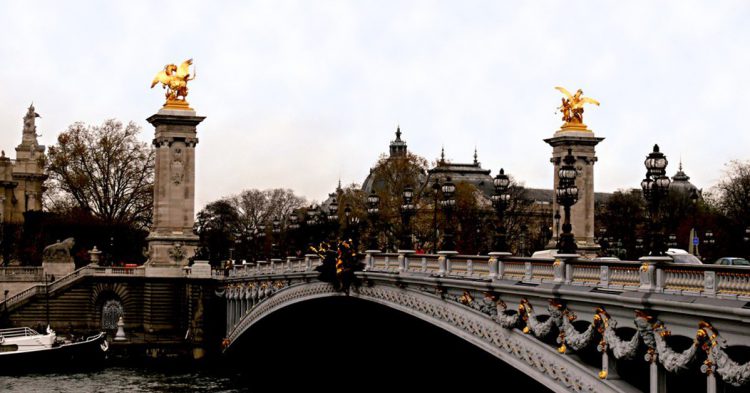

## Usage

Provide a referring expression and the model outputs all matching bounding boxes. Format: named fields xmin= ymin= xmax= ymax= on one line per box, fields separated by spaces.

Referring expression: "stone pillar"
xmin=145 ymin=108 xmax=205 ymax=267
xmin=544 ymin=124 xmax=604 ymax=250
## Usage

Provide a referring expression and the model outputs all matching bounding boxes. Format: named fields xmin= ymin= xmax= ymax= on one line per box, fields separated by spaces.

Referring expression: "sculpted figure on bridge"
xmin=151 ymin=59 xmax=196 ymax=109
xmin=555 ymin=86 xmax=600 ymax=125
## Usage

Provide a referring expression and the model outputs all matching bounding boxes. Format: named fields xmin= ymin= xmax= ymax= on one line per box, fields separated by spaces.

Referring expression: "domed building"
xmin=669 ymin=161 xmax=699 ymax=197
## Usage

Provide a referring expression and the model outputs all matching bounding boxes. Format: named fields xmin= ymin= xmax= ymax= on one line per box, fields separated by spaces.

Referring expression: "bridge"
xmin=220 ymin=251 xmax=750 ymax=393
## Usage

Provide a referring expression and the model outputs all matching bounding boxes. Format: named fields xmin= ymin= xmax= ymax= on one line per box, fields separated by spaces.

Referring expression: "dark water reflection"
xmin=1 ymin=296 xmax=549 ymax=392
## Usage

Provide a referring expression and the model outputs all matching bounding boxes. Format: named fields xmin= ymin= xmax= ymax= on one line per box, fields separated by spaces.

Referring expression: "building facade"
xmin=0 ymin=104 xmax=47 ymax=224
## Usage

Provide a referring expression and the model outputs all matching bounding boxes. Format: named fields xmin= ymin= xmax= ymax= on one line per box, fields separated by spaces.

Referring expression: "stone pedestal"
xmin=42 ymin=257 xmax=76 ymax=281
xmin=145 ymin=108 xmax=205 ymax=267
xmin=544 ymin=124 xmax=604 ymax=249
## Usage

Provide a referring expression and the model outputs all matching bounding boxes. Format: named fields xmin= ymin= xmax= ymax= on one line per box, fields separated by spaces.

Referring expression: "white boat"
xmin=0 ymin=326 xmax=108 ymax=371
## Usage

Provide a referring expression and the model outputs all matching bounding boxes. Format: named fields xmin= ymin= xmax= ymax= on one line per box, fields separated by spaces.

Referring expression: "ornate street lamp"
xmin=704 ymin=230 xmax=715 ymax=260
xmin=306 ymin=205 xmax=319 ymax=247
xmin=640 ymin=144 xmax=670 ymax=256
xmin=491 ymin=168 xmax=511 ymax=252
xmin=431 ymin=179 xmax=441 ymax=254
xmin=556 ymin=148 xmax=579 ymax=254
xmin=366 ymin=191 xmax=380 ymax=251
xmin=257 ymin=223 xmax=267 ymax=260
xmin=287 ymin=213 xmax=300 ymax=256
xmin=667 ymin=233 xmax=677 ymax=248
xmin=400 ymin=187 xmax=416 ymax=250
xmin=327 ymin=197 xmax=339 ymax=240
xmin=271 ymin=216 xmax=281 ymax=258
xmin=554 ymin=209 xmax=561 ymax=245
xmin=690 ymin=188 xmax=700 ymax=256
xmin=440 ymin=177 xmax=456 ymax=251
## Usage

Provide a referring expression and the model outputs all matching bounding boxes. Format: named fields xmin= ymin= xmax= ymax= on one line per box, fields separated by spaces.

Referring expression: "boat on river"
xmin=0 ymin=326 xmax=108 ymax=371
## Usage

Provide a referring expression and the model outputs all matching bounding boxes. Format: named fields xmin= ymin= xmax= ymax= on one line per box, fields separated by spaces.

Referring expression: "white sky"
xmin=1 ymin=1 xmax=749 ymax=209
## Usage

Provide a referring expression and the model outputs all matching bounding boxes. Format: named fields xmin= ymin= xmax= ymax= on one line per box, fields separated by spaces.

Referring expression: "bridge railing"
xmin=213 ymin=250 xmax=750 ymax=299
xmin=225 ymin=255 xmax=322 ymax=278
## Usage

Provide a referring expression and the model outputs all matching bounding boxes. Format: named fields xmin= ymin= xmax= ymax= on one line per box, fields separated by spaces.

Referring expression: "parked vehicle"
xmin=713 ymin=257 xmax=750 ymax=267
xmin=666 ymin=248 xmax=703 ymax=265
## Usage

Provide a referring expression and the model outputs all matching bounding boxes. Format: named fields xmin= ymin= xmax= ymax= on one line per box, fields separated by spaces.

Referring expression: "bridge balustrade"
xmin=224 ymin=251 xmax=750 ymax=300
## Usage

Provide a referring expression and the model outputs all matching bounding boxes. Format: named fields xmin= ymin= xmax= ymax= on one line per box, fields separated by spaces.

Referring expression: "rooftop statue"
xmin=151 ymin=59 xmax=195 ymax=109
xmin=555 ymin=86 xmax=599 ymax=125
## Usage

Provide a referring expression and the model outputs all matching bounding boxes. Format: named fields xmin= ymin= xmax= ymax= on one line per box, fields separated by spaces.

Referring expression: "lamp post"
xmin=306 ymin=205 xmax=319 ymax=247
xmin=704 ymin=230 xmax=715 ymax=261
xmin=556 ymin=148 xmax=579 ymax=254
xmin=288 ymin=213 xmax=300 ymax=256
xmin=491 ymin=168 xmax=510 ymax=252
xmin=598 ymin=227 xmax=610 ymax=256
xmin=640 ymin=144 xmax=670 ymax=256
xmin=667 ymin=233 xmax=678 ymax=249
xmin=272 ymin=216 xmax=281 ymax=258
xmin=431 ymin=179 xmax=441 ymax=254
xmin=440 ymin=178 xmax=456 ymax=251
xmin=366 ymin=191 xmax=380 ymax=251
xmin=554 ymin=209 xmax=561 ymax=245
xmin=744 ymin=227 xmax=750 ymax=258
xmin=400 ymin=187 xmax=415 ymax=250
xmin=690 ymin=188 xmax=700 ymax=256
xmin=257 ymin=223 xmax=267 ymax=260
xmin=327 ymin=197 xmax=339 ymax=241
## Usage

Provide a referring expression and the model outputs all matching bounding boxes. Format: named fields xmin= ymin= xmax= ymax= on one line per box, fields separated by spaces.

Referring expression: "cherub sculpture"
xmin=151 ymin=59 xmax=196 ymax=104
xmin=555 ymin=87 xmax=600 ymax=125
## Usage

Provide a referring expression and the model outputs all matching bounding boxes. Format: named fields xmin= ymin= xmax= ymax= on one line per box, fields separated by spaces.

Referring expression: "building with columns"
xmin=0 ymin=104 xmax=47 ymax=224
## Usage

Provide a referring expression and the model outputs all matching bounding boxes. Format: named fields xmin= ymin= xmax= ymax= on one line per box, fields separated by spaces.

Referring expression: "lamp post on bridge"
xmin=327 ymin=197 xmax=339 ymax=241
xmin=491 ymin=168 xmax=510 ymax=252
xmin=306 ymin=205 xmax=320 ymax=248
xmin=271 ymin=216 xmax=281 ymax=259
xmin=641 ymin=144 xmax=671 ymax=257
xmin=366 ymin=191 xmax=380 ymax=251
xmin=556 ymin=148 xmax=579 ymax=255
xmin=287 ymin=213 xmax=300 ymax=257
xmin=689 ymin=188 xmax=700 ymax=257
xmin=440 ymin=177 xmax=456 ymax=251
xmin=431 ymin=179 xmax=441 ymax=254
xmin=257 ymin=223 xmax=267 ymax=260
xmin=400 ymin=187 xmax=415 ymax=251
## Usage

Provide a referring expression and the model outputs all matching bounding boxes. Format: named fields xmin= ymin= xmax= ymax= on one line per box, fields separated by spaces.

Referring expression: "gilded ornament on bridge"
xmin=555 ymin=86 xmax=599 ymax=129
xmin=151 ymin=59 xmax=196 ymax=110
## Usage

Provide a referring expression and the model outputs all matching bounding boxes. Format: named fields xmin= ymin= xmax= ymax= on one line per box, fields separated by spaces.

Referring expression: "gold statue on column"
xmin=555 ymin=87 xmax=599 ymax=126
xmin=151 ymin=59 xmax=196 ymax=110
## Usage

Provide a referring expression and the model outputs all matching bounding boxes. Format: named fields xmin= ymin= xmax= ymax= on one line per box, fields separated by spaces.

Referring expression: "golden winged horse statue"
xmin=555 ymin=86 xmax=599 ymax=125
xmin=151 ymin=59 xmax=195 ymax=108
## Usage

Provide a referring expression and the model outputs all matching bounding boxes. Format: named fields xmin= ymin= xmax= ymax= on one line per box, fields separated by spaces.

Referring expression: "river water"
xmin=1 ymin=366 xmax=245 ymax=393
xmin=1 ymin=297 xmax=549 ymax=392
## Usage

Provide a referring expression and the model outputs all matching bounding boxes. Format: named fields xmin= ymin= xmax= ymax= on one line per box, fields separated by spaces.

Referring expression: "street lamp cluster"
xmin=641 ymin=144 xmax=671 ymax=256
xmin=556 ymin=149 xmax=579 ymax=254
xmin=492 ymin=169 xmax=511 ymax=252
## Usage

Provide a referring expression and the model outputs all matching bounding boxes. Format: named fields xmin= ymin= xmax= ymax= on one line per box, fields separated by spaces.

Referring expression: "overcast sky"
xmin=1 ymin=1 xmax=748 ymax=209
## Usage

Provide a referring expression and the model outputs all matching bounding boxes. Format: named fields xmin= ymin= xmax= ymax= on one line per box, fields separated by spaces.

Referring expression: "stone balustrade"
xmin=221 ymin=251 xmax=750 ymax=300
xmin=0 ymin=267 xmax=44 ymax=281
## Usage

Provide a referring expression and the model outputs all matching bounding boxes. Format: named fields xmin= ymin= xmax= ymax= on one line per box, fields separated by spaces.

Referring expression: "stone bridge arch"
xmin=224 ymin=281 xmax=631 ymax=393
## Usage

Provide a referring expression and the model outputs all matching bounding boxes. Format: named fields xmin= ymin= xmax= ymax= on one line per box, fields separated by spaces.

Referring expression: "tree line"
xmin=4 ymin=118 xmax=749 ymax=266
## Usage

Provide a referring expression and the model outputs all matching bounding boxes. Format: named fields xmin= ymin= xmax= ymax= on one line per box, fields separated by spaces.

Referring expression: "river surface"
xmin=1 ymin=366 xmax=246 ymax=393
xmin=1 ymin=297 xmax=550 ymax=392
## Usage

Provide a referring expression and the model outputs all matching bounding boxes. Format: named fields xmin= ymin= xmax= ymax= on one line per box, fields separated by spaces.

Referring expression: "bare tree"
xmin=45 ymin=120 xmax=154 ymax=228
xmin=230 ymin=188 xmax=307 ymax=232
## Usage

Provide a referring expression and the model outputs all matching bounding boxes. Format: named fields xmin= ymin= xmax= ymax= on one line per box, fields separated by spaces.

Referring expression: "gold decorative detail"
xmin=151 ymin=59 xmax=196 ymax=110
xmin=640 ymin=263 xmax=650 ymax=272
xmin=598 ymin=370 xmax=608 ymax=379
xmin=555 ymin=86 xmax=600 ymax=128
xmin=558 ymin=343 xmax=567 ymax=353
xmin=459 ymin=290 xmax=474 ymax=305
xmin=553 ymin=259 xmax=562 ymax=268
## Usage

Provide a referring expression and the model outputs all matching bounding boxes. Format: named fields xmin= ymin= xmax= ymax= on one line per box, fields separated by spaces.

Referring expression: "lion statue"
xmin=43 ymin=238 xmax=75 ymax=260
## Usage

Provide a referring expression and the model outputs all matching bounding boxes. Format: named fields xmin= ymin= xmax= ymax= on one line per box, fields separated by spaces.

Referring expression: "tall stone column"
xmin=544 ymin=123 xmax=603 ymax=250
xmin=145 ymin=108 xmax=204 ymax=267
